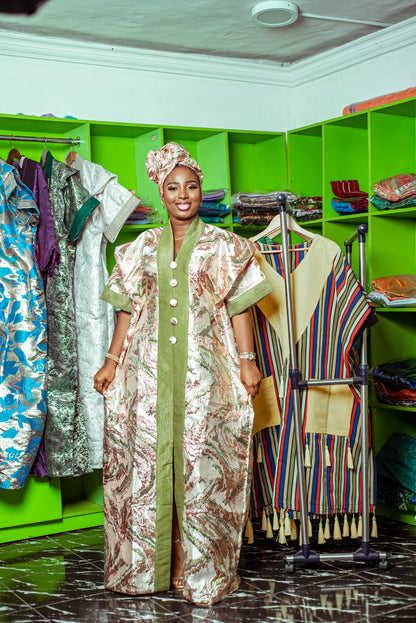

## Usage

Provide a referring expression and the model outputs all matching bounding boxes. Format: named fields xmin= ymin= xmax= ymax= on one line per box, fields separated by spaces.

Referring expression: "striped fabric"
xmin=250 ymin=239 xmax=376 ymax=522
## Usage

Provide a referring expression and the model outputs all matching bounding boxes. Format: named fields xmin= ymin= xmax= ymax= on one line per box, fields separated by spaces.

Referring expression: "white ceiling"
xmin=1 ymin=0 xmax=416 ymax=65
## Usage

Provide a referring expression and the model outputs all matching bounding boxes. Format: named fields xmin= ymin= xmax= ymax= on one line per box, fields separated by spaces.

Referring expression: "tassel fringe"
xmin=273 ymin=507 xmax=279 ymax=531
xmin=318 ymin=519 xmax=326 ymax=544
xmin=266 ymin=515 xmax=274 ymax=538
xmin=347 ymin=446 xmax=354 ymax=470
xmin=342 ymin=514 xmax=349 ymax=538
xmin=325 ymin=445 xmax=331 ymax=467
xmin=350 ymin=515 xmax=358 ymax=539
xmin=290 ymin=519 xmax=298 ymax=541
xmin=278 ymin=513 xmax=287 ymax=545
xmin=284 ymin=512 xmax=292 ymax=537
xmin=357 ymin=514 xmax=363 ymax=538
xmin=257 ymin=441 xmax=263 ymax=463
xmin=261 ymin=511 xmax=267 ymax=532
xmin=304 ymin=444 xmax=311 ymax=468
xmin=324 ymin=517 xmax=331 ymax=540
xmin=371 ymin=514 xmax=378 ymax=538
xmin=245 ymin=519 xmax=254 ymax=544
xmin=333 ymin=515 xmax=342 ymax=540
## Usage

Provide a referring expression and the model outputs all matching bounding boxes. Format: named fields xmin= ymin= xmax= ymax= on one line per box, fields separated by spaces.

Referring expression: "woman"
xmin=94 ymin=142 xmax=272 ymax=606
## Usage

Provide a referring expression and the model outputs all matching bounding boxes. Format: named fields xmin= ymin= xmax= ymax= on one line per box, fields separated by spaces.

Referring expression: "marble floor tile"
xmin=0 ymin=607 xmax=49 ymax=622
xmin=1 ymin=559 xmax=104 ymax=611
xmin=0 ymin=517 xmax=415 ymax=623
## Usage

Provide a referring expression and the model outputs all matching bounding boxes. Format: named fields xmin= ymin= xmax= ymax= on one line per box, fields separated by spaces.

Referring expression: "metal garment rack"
xmin=273 ymin=194 xmax=389 ymax=571
xmin=0 ymin=134 xmax=81 ymax=146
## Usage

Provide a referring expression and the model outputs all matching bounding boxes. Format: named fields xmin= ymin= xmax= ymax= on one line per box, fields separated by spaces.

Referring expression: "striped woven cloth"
xmin=250 ymin=238 xmax=376 ymax=525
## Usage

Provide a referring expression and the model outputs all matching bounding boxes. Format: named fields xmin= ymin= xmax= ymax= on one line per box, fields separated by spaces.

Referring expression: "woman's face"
xmin=163 ymin=165 xmax=201 ymax=224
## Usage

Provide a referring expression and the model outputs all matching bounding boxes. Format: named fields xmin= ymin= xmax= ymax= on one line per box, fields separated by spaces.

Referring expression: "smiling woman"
xmin=93 ymin=142 xmax=273 ymax=606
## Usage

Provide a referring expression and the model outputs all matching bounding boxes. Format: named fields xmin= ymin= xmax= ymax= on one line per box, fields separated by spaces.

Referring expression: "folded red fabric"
xmin=330 ymin=180 xmax=368 ymax=198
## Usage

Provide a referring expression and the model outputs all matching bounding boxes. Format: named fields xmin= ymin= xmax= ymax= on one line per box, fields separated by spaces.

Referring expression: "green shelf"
xmin=3 ymin=97 xmax=416 ymax=540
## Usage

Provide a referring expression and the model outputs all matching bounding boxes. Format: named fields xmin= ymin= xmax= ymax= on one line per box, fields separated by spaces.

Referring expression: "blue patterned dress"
xmin=0 ymin=159 xmax=47 ymax=489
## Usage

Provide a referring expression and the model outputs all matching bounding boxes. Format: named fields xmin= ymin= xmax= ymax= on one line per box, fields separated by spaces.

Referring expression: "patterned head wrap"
xmin=145 ymin=142 xmax=203 ymax=198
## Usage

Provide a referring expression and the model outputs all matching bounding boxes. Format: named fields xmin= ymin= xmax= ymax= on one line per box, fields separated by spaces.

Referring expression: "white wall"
xmin=288 ymin=41 xmax=416 ymax=131
xmin=0 ymin=46 xmax=290 ymax=132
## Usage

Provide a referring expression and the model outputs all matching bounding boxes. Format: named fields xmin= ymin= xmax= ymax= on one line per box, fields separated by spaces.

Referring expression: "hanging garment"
xmin=42 ymin=151 xmax=99 ymax=478
xmin=0 ymin=159 xmax=47 ymax=489
xmin=12 ymin=156 xmax=61 ymax=478
xmin=12 ymin=157 xmax=60 ymax=278
xmin=250 ymin=235 xmax=376 ymax=521
xmin=101 ymin=218 xmax=272 ymax=606
xmin=68 ymin=153 xmax=140 ymax=469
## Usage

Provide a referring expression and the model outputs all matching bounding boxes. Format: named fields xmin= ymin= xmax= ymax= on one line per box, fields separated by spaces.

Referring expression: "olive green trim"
xmin=227 ymin=278 xmax=274 ymax=318
xmin=154 ymin=216 xmax=205 ymax=592
xmin=100 ymin=285 xmax=133 ymax=313
xmin=69 ymin=196 xmax=100 ymax=242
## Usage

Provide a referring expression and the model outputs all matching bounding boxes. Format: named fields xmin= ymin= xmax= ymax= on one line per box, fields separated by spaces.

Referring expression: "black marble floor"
xmin=1 ymin=516 xmax=416 ymax=622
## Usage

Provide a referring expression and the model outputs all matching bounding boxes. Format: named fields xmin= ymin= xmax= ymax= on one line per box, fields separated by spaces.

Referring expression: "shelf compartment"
xmin=323 ymin=219 xmax=369 ymax=279
xmin=369 ymin=109 xmax=416 ymax=201
xmin=228 ymin=132 xmax=286 ymax=194
xmin=369 ymin=214 xmax=416 ymax=283
xmin=323 ymin=114 xmax=369 ymax=220
xmin=0 ymin=115 xmax=89 ymax=163
xmin=287 ymin=124 xmax=323 ymax=197
xmin=369 ymin=312 xmax=416 ymax=368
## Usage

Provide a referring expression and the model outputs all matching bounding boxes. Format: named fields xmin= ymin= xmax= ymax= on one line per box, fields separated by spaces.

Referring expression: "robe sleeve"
xmin=211 ymin=231 xmax=273 ymax=318
xmin=72 ymin=154 xmax=140 ymax=243
xmin=335 ymin=251 xmax=375 ymax=369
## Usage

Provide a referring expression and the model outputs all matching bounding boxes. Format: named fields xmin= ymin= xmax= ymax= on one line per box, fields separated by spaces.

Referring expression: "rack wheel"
xmin=379 ymin=559 xmax=390 ymax=570
xmin=284 ymin=562 xmax=295 ymax=573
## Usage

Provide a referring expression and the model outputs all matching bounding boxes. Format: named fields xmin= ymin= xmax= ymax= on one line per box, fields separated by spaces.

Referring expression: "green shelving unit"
xmin=287 ymin=95 xmax=416 ymax=526
xmin=0 ymin=114 xmax=286 ymax=543
xmin=2 ymin=96 xmax=416 ymax=541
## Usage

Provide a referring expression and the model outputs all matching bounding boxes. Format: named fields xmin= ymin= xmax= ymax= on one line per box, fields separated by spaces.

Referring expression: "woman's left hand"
xmin=240 ymin=359 xmax=262 ymax=397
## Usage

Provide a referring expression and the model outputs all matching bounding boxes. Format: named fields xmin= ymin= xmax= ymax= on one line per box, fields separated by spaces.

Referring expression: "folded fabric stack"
xmin=330 ymin=180 xmax=368 ymax=215
xmin=124 ymin=201 xmax=152 ymax=225
xmin=198 ymin=189 xmax=230 ymax=224
xmin=376 ymin=433 xmax=416 ymax=512
xmin=287 ymin=196 xmax=322 ymax=222
xmin=370 ymin=173 xmax=416 ymax=211
xmin=370 ymin=358 xmax=416 ymax=407
xmin=368 ymin=274 xmax=416 ymax=307
xmin=232 ymin=191 xmax=297 ymax=226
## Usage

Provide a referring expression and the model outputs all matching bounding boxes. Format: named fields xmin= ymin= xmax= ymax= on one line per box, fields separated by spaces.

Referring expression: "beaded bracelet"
xmin=105 ymin=352 xmax=120 ymax=364
xmin=240 ymin=352 xmax=256 ymax=360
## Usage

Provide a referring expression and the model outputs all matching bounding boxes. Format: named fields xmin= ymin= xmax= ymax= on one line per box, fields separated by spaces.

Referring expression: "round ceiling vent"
xmin=251 ymin=1 xmax=299 ymax=27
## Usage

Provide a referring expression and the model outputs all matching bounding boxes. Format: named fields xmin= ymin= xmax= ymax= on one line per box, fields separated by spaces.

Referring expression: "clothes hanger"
xmin=41 ymin=138 xmax=49 ymax=166
xmin=6 ymin=140 xmax=22 ymax=165
xmin=65 ymin=151 xmax=77 ymax=166
xmin=250 ymin=212 xmax=315 ymax=253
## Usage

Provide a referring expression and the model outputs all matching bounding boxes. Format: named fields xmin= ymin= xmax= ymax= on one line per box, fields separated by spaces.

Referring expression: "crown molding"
xmin=0 ymin=29 xmax=290 ymax=86
xmin=289 ymin=16 xmax=416 ymax=86
xmin=0 ymin=16 xmax=415 ymax=88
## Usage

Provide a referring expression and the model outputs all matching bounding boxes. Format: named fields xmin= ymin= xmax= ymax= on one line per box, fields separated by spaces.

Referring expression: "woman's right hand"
xmin=94 ymin=361 xmax=117 ymax=395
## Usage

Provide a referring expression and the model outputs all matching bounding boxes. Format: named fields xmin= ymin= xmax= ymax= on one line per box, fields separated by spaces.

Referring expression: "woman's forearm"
xmin=231 ymin=309 xmax=255 ymax=354
xmin=107 ymin=310 xmax=131 ymax=358
xmin=231 ymin=309 xmax=261 ymax=397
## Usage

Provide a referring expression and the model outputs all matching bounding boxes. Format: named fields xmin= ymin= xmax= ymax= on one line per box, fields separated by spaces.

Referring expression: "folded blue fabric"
xmin=370 ymin=358 xmax=416 ymax=390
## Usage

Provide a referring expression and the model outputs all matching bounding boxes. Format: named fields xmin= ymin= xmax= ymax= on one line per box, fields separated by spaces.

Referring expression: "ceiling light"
xmin=251 ymin=1 xmax=299 ymax=28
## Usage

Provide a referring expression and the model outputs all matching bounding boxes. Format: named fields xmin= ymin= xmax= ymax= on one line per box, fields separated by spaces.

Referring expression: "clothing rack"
xmin=0 ymin=135 xmax=81 ymax=146
xmin=273 ymin=194 xmax=389 ymax=572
